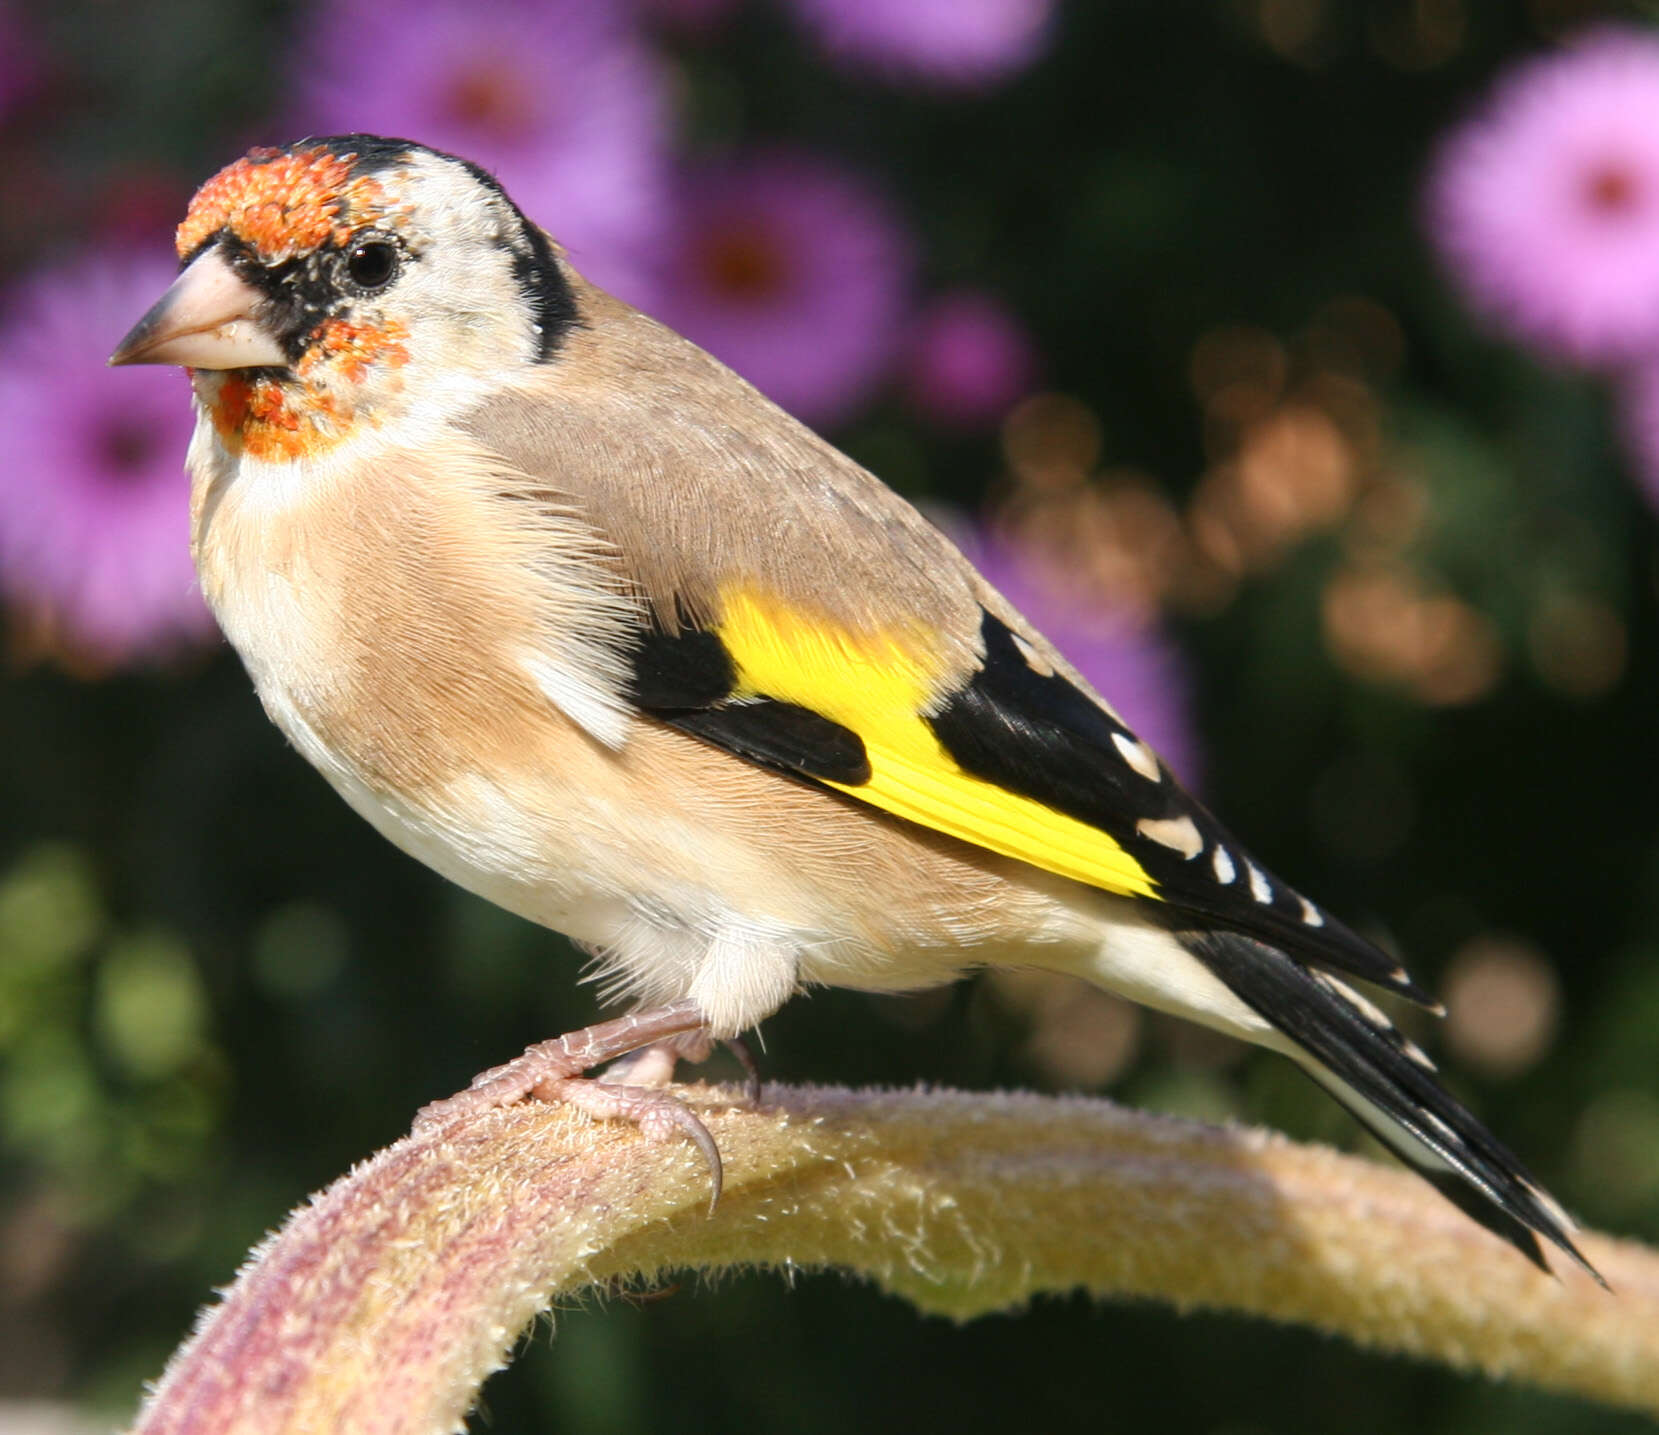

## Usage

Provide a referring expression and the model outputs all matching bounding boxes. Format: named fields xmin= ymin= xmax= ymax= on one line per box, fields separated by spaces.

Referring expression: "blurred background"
xmin=2 ymin=0 xmax=1658 ymax=1431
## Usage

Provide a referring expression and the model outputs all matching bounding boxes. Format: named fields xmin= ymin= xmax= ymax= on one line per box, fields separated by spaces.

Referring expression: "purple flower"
xmin=652 ymin=149 xmax=913 ymax=425
xmin=787 ymin=0 xmax=1054 ymax=88
xmin=959 ymin=521 xmax=1200 ymax=785
xmin=1425 ymin=27 xmax=1659 ymax=366
xmin=0 ymin=253 xmax=215 ymax=669
xmin=905 ymin=290 xmax=1037 ymax=429
xmin=291 ymin=0 xmax=668 ymax=301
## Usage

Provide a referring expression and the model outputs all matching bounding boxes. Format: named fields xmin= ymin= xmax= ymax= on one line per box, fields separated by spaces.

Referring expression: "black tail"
xmin=1181 ymin=929 xmax=1601 ymax=1284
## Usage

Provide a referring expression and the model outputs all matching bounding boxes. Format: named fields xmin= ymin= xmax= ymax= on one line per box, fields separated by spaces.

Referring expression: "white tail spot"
xmin=1525 ymin=1179 xmax=1580 ymax=1235
xmin=1400 ymin=1037 xmax=1437 ymax=1071
xmin=1314 ymin=969 xmax=1391 ymax=1028
xmin=1419 ymin=1108 xmax=1460 ymax=1145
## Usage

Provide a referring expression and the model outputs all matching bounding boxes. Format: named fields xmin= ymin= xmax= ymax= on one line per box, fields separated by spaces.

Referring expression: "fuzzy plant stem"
xmin=126 ymin=1084 xmax=1653 ymax=1435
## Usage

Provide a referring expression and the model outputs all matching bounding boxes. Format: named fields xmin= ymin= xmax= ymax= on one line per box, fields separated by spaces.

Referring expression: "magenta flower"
xmin=0 ymin=253 xmax=215 ymax=669
xmin=652 ymin=149 xmax=913 ymax=426
xmin=905 ymin=290 xmax=1037 ymax=429
xmin=291 ymin=0 xmax=668 ymax=301
xmin=1425 ymin=27 xmax=1659 ymax=366
xmin=960 ymin=522 xmax=1199 ymax=785
xmin=787 ymin=0 xmax=1054 ymax=88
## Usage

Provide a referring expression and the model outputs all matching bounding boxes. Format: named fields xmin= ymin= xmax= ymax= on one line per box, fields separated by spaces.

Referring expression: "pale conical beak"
xmin=109 ymin=249 xmax=290 ymax=369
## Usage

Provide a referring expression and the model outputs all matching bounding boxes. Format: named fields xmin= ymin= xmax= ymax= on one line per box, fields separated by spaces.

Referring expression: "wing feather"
xmin=1183 ymin=930 xmax=1596 ymax=1278
xmin=626 ymin=586 xmax=1431 ymax=1005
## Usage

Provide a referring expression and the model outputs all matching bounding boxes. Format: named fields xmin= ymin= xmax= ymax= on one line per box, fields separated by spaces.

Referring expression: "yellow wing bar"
xmin=715 ymin=589 xmax=1159 ymax=901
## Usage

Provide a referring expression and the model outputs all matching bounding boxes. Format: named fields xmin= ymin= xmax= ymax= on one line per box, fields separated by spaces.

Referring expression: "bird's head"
xmin=110 ymin=135 xmax=576 ymax=461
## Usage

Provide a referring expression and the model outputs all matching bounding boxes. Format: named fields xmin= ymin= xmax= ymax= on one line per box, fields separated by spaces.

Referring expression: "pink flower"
xmin=0 ymin=253 xmax=215 ymax=669
xmin=652 ymin=149 xmax=913 ymax=425
xmin=961 ymin=522 xmax=1199 ymax=786
xmin=291 ymin=0 xmax=668 ymax=301
xmin=787 ymin=0 xmax=1054 ymax=88
xmin=1425 ymin=27 xmax=1659 ymax=366
xmin=905 ymin=290 xmax=1037 ymax=429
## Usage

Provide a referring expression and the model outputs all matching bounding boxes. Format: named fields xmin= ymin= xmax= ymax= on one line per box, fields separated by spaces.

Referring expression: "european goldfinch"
xmin=112 ymin=135 xmax=1593 ymax=1278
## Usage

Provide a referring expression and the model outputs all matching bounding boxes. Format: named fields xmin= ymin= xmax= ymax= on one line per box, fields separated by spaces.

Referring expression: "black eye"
xmin=344 ymin=237 xmax=398 ymax=291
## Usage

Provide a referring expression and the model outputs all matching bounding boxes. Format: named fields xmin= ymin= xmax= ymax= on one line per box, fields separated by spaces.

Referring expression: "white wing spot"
xmin=1010 ymin=630 xmax=1054 ymax=676
xmin=1137 ymin=815 xmax=1203 ymax=859
xmin=1247 ymin=863 xmax=1273 ymax=904
xmin=1211 ymin=846 xmax=1237 ymax=884
xmin=1112 ymin=731 xmax=1162 ymax=783
xmin=1298 ymin=895 xmax=1325 ymax=928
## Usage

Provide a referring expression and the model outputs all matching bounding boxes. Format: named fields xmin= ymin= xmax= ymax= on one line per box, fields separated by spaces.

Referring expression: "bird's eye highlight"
xmin=344 ymin=238 xmax=399 ymax=292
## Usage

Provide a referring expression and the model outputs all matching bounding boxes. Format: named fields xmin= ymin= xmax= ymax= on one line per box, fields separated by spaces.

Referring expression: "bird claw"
xmin=544 ymin=1076 xmax=724 ymax=1211
xmin=722 ymin=1034 xmax=763 ymax=1105
xmin=410 ymin=1000 xmax=736 ymax=1211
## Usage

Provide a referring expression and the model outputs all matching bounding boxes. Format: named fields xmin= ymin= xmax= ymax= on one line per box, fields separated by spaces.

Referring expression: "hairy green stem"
xmin=127 ymin=1085 xmax=1650 ymax=1435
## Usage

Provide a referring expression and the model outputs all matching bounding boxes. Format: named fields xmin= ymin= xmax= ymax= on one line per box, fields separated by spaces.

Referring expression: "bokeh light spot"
xmin=252 ymin=902 xmax=351 ymax=1001
xmin=93 ymin=933 xmax=208 ymax=1082
xmin=1442 ymin=935 xmax=1560 ymax=1079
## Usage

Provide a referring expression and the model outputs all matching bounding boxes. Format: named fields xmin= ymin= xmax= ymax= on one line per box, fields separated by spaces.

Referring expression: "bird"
xmin=111 ymin=133 xmax=1594 ymax=1280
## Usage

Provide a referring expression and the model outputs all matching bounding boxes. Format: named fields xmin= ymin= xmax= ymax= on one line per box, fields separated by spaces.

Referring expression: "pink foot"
xmin=600 ymin=1030 xmax=761 ymax=1103
xmin=599 ymin=1028 xmax=715 ymax=1089
xmin=412 ymin=1000 xmax=731 ymax=1210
